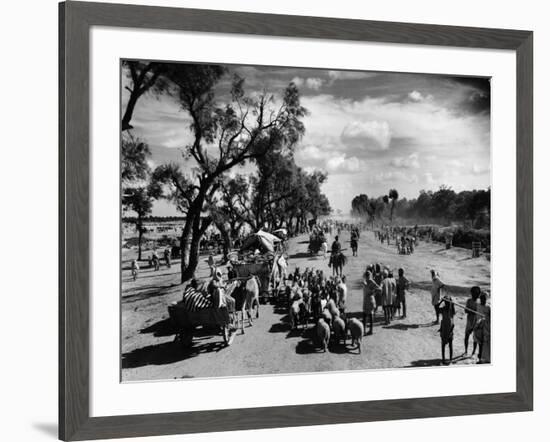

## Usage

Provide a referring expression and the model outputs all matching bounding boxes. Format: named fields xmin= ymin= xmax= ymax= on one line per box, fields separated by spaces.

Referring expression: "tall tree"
xmin=122 ymin=184 xmax=161 ymax=260
xmin=121 ymin=61 xmax=170 ymax=131
xmin=153 ymin=70 xmax=307 ymax=283
xmin=121 ymin=135 xmax=160 ymax=260
xmin=388 ymin=188 xmax=399 ymax=222
xmin=122 ymin=134 xmax=151 ymax=182
xmin=351 ymin=194 xmax=370 ymax=219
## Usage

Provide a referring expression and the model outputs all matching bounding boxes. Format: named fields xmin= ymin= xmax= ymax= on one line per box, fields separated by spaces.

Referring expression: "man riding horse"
xmin=329 ymin=235 xmax=347 ymax=277
xmin=350 ymin=229 xmax=359 ymax=257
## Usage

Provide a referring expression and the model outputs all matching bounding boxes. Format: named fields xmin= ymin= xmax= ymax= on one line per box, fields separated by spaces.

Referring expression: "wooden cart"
xmin=168 ymin=303 xmax=237 ymax=348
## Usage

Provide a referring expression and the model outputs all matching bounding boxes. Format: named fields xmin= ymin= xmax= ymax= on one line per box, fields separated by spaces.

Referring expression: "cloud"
xmin=407 ymin=90 xmax=433 ymax=102
xmin=391 ymin=153 xmax=420 ymax=169
xmin=295 ymin=145 xmax=363 ymax=174
xmin=291 ymin=76 xmax=304 ymax=87
xmin=326 ymin=155 xmax=362 ymax=173
xmin=424 ymin=172 xmax=435 ymax=184
xmin=447 ymin=159 xmax=464 ymax=167
xmin=305 ymin=78 xmax=324 ymax=90
xmin=472 ymin=163 xmax=490 ymax=175
xmin=340 ymin=120 xmax=391 ymax=151
xmin=328 ymin=71 xmax=377 ymax=81
xmin=295 ymin=144 xmax=331 ymax=162
xmin=408 ymin=90 xmax=423 ymax=102
xmin=369 ymin=170 xmax=418 ymax=184
xmin=291 ymin=76 xmax=324 ymax=90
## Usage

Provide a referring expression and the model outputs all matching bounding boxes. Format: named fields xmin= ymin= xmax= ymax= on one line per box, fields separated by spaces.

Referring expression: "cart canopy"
xmin=272 ymin=228 xmax=288 ymax=239
xmin=241 ymin=230 xmax=281 ymax=253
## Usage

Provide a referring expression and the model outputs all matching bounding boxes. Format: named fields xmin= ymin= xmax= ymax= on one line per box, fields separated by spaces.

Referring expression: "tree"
xmin=122 ymin=134 xmax=151 ymax=182
xmin=122 ymin=185 xmax=159 ymax=260
xmin=121 ymin=136 xmax=160 ymax=260
xmin=209 ymin=176 xmax=249 ymax=260
xmin=388 ymin=188 xmax=399 ymax=222
xmin=351 ymin=194 xmax=370 ymax=218
xmin=213 ymin=155 xmax=331 ymax=237
xmin=152 ymin=69 xmax=307 ymax=283
xmin=121 ymin=61 xmax=170 ymax=131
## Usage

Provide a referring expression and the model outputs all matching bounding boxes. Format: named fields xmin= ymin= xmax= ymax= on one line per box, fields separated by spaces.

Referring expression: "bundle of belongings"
xmin=179 ymin=284 xmax=213 ymax=312
xmin=240 ymin=230 xmax=281 ymax=254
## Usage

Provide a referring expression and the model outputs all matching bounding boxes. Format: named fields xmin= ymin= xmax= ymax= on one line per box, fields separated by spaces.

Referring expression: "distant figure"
xmin=395 ymin=268 xmax=410 ymax=318
xmin=373 ymin=263 xmax=383 ymax=311
xmin=331 ymin=235 xmax=341 ymax=255
xmin=438 ymin=295 xmax=456 ymax=364
xmin=277 ymin=254 xmax=288 ymax=282
xmin=336 ymin=276 xmax=347 ymax=315
xmin=464 ymin=286 xmax=481 ymax=356
xmin=208 ymin=253 xmax=215 ymax=277
xmin=350 ymin=230 xmax=358 ymax=256
xmin=362 ymin=271 xmax=381 ymax=335
xmin=152 ymin=251 xmax=160 ymax=271
xmin=321 ymin=240 xmax=328 ymax=259
xmin=474 ymin=292 xmax=491 ymax=364
xmin=430 ymin=269 xmax=445 ymax=324
xmin=164 ymin=247 xmax=171 ymax=268
xmin=227 ymin=264 xmax=237 ymax=281
xmin=131 ymin=259 xmax=139 ymax=281
xmin=381 ymin=270 xmax=396 ymax=325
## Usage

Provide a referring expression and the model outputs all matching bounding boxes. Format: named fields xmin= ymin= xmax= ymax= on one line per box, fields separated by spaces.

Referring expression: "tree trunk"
xmin=137 ymin=221 xmax=143 ymax=261
xmin=181 ymin=213 xmax=212 ymax=282
xmin=122 ymin=91 xmax=140 ymax=131
xmin=179 ymin=216 xmax=194 ymax=284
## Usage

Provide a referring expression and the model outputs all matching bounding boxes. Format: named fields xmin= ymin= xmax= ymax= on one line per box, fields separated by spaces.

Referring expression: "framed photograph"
xmin=59 ymin=1 xmax=533 ymax=440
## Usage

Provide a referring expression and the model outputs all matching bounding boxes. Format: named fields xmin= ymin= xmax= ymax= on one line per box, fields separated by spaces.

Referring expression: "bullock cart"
xmin=168 ymin=303 xmax=237 ymax=348
xmin=308 ymin=232 xmax=326 ymax=255
xmin=231 ymin=258 xmax=274 ymax=304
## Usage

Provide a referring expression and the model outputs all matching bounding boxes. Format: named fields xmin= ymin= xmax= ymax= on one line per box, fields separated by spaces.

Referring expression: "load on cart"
xmin=229 ymin=230 xmax=285 ymax=304
xmin=308 ymin=228 xmax=327 ymax=255
xmin=168 ymin=280 xmax=239 ymax=348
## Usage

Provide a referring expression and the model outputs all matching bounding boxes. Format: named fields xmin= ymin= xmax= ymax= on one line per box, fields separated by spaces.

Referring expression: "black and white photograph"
xmin=120 ymin=60 xmax=491 ymax=382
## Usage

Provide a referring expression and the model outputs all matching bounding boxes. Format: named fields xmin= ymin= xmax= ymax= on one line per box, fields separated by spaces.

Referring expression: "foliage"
xmin=149 ymin=67 xmax=310 ymax=282
xmin=121 ymin=134 xmax=151 ymax=182
xmin=351 ymin=186 xmax=491 ymax=229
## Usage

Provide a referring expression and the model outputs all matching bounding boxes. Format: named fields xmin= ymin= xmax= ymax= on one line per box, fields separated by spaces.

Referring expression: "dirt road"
xmin=121 ymin=229 xmax=490 ymax=381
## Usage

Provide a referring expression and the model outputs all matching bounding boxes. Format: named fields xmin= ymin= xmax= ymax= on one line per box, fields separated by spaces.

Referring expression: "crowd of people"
xmin=130 ymin=217 xmax=491 ymax=366
xmin=359 ymin=264 xmax=490 ymax=365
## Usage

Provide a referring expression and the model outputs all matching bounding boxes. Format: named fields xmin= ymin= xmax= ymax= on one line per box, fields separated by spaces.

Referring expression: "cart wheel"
xmin=222 ymin=325 xmax=235 ymax=346
xmin=180 ymin=331 xmax=193 ymax=348
xmin=175 ymin=328 xmax=193 ymax=348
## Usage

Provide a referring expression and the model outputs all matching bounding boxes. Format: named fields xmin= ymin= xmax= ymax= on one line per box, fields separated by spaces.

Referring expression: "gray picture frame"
xmin=59 ymin=1 xmax=533 ymax=440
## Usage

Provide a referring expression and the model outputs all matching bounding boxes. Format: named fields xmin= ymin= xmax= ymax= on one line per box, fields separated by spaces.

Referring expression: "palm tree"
xmin=388 ymin=189 xmax=399 ymax=223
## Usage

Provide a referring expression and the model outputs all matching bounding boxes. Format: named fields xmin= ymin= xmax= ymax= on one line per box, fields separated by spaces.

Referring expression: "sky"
xmin=122 ymin=63 xmax=491 ymax=216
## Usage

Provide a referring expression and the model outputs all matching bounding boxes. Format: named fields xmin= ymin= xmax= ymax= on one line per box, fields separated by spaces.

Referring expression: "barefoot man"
xmin=430 ymin=269 xmax=445 ymax=324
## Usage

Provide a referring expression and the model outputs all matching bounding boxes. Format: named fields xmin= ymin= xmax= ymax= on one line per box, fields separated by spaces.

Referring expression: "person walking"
xmin=131 ymin=259 xmax=139 ymax=281
xmin=164 ymin=247 xmax=171 ymax=268
xmin=362 ymin=271 xmax=381 ymax=335
xmin=438 ymin=295 xmax=456 ymax=365
xmin=395 ymin=268 xmax=410 ymax=318
xmin=381 ymin=269 xmax=396 ymax=325
xmin=464 ymin=286 xmax=481 ymax=356
xmin=430 ymin=269 xmax=445 ymax=324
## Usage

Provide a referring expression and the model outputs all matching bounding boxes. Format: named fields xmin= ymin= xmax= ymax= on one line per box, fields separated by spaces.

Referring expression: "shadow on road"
xmin=406 ymin=353 xmax=473 ymax=368
xmin=382 ymin=322 xmax=433 ymax=331
xmin=289 ymin=252 xmax=316 ymax=259
xmin=295 ymin=340 xmax=320 ymax=354
xmin=269 ymin=322 xmax=291 ymax=333
xmin=406 ymin=358 xmax=442 ymax=367
xmin=140 ymin=317 xmax=178 ymax=337
xmin=122 ymin=339 xmax=226 ymax=369
xmin=410 ymin=281 xmax=473 ymax=296
xmin=122 ymin=283 xmax=180 ymax=304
